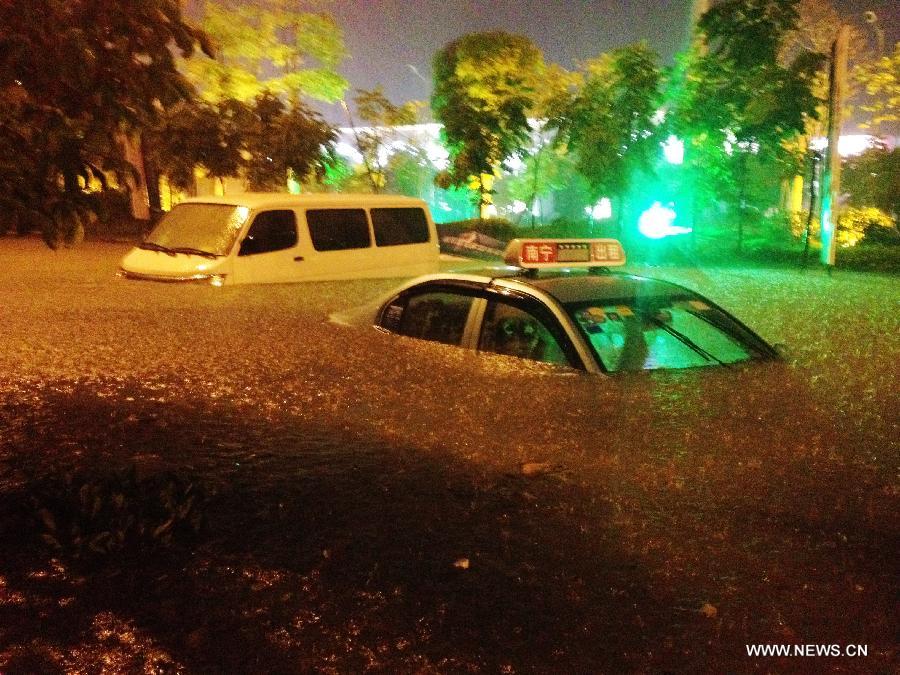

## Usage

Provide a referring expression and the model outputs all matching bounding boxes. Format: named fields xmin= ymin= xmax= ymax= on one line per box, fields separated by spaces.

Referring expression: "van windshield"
xmin=143 ymin=204 xmax=250 ymax=257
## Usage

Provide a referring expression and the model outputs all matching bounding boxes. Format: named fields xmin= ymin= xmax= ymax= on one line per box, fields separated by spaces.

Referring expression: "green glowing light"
xmin=638 ymin=202 xmax=692 ymax=239
xmin=662 ymin=135 xmax=684 ymax=165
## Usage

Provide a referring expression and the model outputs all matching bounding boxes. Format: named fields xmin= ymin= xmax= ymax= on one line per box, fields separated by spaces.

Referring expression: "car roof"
xmin=433 ymin=267 xmax=694 ymax=304
xmin=178 ymin=192 xmax=428 ymax=209
xmin=522 ymin=273 xmax=693 ymax=304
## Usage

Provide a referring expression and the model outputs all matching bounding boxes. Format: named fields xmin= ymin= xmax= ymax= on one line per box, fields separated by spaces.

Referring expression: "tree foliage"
xmin=244 ymin=93 xmax=336 ymax=190
xmin=854 ymin=42 xmax=900 ymax=132
xmin=0 ymin=0 xmax=209 ymax=246
xmin=553 ymin=43 xmax=661 ymax=210
xmin=147 ymin=92 xmax=335 ymax=193
xmin=350 ymin=87 xmax=422 ymax=192
xmin=842 ymin=145 xmax=899 ymax=218
xmin=666 ymin=0 xmax=824 ymax=243
xmin=432 ymin=32 xmax=546 ymax=216
xmin=184 ymin=0 xmax=347 ymax=104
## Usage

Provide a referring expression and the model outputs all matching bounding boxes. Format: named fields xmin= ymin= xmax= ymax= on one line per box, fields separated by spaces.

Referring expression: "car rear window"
xmin=371 ymin=208 xmax=430 ymax=246
xmin=306 ymin=209 xmax=371 ymax=251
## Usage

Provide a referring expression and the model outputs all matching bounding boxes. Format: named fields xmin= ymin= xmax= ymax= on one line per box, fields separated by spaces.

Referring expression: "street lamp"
xmin=864 ymin=11 xmax=885 ymax=56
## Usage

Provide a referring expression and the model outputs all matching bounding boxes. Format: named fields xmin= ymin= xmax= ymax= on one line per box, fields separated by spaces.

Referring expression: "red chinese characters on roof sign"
xmin=521 ymin=242 xmax=558 ymax=263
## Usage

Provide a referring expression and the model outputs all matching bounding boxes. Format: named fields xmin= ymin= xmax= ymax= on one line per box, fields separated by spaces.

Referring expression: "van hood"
xmin=119 ymin=247 xmax=230 ymax=283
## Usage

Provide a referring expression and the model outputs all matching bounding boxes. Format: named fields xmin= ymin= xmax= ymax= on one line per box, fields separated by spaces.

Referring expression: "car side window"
xmin=371 ymin=208 xmax=430 ymax=246
xmin=479 ymin=301 xmax=569 ymax=366
xmin=238 ymin=210 xmax=297 ymax=256
xmin=397 ymin=292 xmax=474 ymax=346
xmin=306 ymin=209 xmax=371 ymax=251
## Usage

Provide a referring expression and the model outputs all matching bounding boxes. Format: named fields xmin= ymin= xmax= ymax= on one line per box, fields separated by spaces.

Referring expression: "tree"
xmin=184 ymin=0 xmax=347 ymax=104
xmin=842 ymin=145 xmax=899 ymax=218
xmin=522 ymin=64 xmax=580 ymax=225
xmin=552 ymin=43 xmax=661 ymax=232
xmin=0 ymin=0 xmax=210 ymax=246
xmin=855 ymin=42 xmax=900 ymax=134
xmin=243 ymin=92 xmax=336 ymax=190
xmin=667 ymin=0 xmax=824 ymax=250
xmin=432 ymin=32 xmax=546 ymax=217
xmin=145 ymin=98 xmax=247 ymax=194
xmin=350 ymin=87 xmax=422 ymax=193
xmin=147 ymin=92 xmax=335 ymax=193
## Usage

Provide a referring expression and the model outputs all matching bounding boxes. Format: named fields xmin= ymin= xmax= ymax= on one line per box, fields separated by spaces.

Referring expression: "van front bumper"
xmin=117 ymin=269 xmax=228 ymax=286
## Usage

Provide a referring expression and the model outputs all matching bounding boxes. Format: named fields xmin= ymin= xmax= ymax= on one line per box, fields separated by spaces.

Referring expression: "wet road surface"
xmin=0 ymin=237 xmax=897 ymax=672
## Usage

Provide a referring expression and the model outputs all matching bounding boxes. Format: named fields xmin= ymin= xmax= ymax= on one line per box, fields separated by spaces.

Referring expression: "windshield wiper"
xmin=138 ymin=241 xmax=176 ymax=254
xmin=647 ymin=316 xmax=725 ymax=365
xmin=166 ymin=246 xmax=220 ymax=259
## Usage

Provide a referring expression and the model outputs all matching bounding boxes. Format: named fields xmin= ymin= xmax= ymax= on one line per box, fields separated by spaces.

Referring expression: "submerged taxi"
xmin=331 ymin=238 xmax=780 ymax=374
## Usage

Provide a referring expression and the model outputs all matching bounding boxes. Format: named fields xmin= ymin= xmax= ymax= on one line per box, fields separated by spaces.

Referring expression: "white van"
xmin=118 ymin=193 xmax=440 ymax=285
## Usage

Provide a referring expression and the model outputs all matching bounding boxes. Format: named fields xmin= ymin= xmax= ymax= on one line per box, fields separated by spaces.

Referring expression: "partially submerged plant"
xmin=28 ymin=465 xmax=206 ymax=562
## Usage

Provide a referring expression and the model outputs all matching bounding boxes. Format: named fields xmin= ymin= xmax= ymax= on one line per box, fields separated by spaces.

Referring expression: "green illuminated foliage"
xmin=552 ymin=43 xmax=662 ymax=221
xmin=432 ymin=32 xmax=547 ymax=216
xmin=666 ymin=0 xmax=824 ymax=249
xmin=0 ymin=0 xmax=209 ymax=247
xmin=184 ymin=0 xmax=348 ymax=104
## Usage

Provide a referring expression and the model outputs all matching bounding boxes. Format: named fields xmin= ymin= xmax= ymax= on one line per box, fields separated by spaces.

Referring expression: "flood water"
xmin=0 ymin=237 xmax=897 ymax=672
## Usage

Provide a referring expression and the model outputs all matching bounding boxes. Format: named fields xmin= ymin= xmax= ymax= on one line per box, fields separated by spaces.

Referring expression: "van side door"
xmin=296 ymin=208 xmax=375 ymax=280
xmin=231 ymin=209 xmax=302 ymax=284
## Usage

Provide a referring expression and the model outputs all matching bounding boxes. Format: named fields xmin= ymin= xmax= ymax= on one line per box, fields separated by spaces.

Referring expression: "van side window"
xmin=398 ymin=292 xmax=474 ymax=346
xmin=371 ymin=208 xmax=430 ymax=246
xmin=307 ymin=209 xmax=371 ymax=251
xmin=238 ymin=210 xmax=297 ymax=256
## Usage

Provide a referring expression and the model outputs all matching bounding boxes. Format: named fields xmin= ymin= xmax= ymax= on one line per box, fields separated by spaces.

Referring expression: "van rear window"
xmin=371 ymin=208 xmax=430 ymax=246
xmin=307 ymin=209 xmax=371 ymax=251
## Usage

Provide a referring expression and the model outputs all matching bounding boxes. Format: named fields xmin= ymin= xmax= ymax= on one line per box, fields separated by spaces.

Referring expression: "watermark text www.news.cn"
xmin=746 ymin=644 xmax=868 ymax=657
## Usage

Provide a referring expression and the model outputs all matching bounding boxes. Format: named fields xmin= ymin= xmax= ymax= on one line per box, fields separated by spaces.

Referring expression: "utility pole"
xmin=820 ymin=25 xmax=849 ymax=269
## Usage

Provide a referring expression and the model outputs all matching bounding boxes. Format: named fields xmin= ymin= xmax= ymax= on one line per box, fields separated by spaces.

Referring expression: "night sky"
xmin=324 ymin=0 xmax=898 ymax=117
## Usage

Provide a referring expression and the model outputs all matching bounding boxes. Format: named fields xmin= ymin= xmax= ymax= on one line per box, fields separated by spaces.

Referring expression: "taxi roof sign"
xmin=503 ymin=238 xmax=626 ymax=269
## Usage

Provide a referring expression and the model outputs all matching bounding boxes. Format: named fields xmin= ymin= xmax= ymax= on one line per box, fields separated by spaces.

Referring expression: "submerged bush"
xmin=27 ymin=465 xmax=206 ymax=562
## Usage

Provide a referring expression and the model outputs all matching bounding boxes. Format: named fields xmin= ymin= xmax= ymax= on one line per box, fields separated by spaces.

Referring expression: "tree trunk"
xmin=529 ymin=143 xmax=543 ymax=228
xmin=737 ymin=154 xmax=748 ymax=254
xmin=141 ymin=134 xmax=162 ymax=221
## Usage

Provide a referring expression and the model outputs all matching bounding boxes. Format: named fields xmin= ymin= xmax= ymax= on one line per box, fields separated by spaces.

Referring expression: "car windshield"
xmin=565 ymin=295 xmax=770 ymax=373
xmin=143 ymin=204 xmax=250 ymax=257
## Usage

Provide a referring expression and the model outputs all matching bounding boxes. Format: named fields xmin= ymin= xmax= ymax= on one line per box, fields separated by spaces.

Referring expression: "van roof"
xmin=179 ymin=193 xmax=428 ymax=210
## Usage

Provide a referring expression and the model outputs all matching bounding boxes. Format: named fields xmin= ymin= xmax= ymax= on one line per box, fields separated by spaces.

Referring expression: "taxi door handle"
xmin=294 ymin=256 xmax=304 ymax=262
